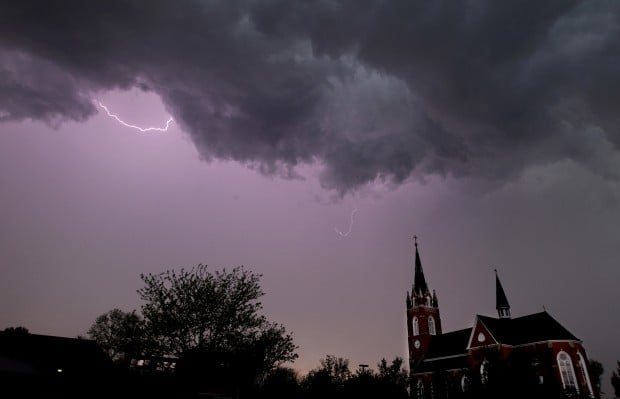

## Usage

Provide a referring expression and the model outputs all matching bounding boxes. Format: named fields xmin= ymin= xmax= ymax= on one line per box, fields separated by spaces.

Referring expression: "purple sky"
xmin=1 ymin=1 xmax=620 ymax=395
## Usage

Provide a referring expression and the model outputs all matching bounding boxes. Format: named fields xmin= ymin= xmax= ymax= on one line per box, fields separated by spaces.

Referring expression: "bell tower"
xmin=406 ymin=237 xmax=442 ymax=370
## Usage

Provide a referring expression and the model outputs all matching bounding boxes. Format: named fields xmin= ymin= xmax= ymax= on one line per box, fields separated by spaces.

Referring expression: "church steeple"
xmin=406 ymin=237 xmax=442 ymax=371
xmin=413 ymin=237 xmax=429 ymax=297
xmin=495 ymin=269 xmax=511 ymax=319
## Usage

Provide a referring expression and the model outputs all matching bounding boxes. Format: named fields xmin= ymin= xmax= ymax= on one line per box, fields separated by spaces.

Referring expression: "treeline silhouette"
xmin=82 ymin=265 xmax=408 ymax=398
xmin=0 ymin=264 xmax=408 ymax=398
xmin=287 ymin=355 xmax=409 ymax=399
xmin=0 ymin=264 xmax=612 ymax=398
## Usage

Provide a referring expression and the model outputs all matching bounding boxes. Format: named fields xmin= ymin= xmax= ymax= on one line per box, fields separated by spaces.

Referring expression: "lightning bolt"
xmin=334 ymin=204 xmax=358 ymax=237
xmin=96 ymin=101 xmax=174 ymax=132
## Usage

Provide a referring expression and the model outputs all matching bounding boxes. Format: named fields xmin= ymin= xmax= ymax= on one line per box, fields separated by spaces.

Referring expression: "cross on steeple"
xmin=414 ymin=235 xmax=418 ymax=248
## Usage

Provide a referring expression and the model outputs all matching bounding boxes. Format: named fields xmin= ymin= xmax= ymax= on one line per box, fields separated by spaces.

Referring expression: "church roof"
xmin=477 ymin=311 xmax=579 ymax=345
xmin=425 ymin=328 xmax=472 ymax=359
xmin=421 ymin=311 xmax=579 ymax=364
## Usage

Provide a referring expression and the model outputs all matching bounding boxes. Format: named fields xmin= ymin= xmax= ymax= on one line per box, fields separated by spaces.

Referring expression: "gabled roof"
xmin=419 ymin=311 xmax=579 ymax=365
xmin=476 ymin=311 xmax=579 ymax=345
xmin=466 ymin=316 xmax=500 ymax=349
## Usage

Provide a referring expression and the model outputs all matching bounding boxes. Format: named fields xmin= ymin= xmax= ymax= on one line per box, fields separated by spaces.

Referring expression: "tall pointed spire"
xmin=495 ymin=269 xmax=511 ymax=319
xmin=413 ymin=236 xmax=429 ymax=296
xmin=407 ymin=236 xmax=443 ymax=371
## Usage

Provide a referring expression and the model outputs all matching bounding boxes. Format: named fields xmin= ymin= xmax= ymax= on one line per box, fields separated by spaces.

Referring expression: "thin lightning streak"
xmin=97 ymin=101 xmax=174 ymax=132
xmin=334 ymin=204 xmax=358 ymax=237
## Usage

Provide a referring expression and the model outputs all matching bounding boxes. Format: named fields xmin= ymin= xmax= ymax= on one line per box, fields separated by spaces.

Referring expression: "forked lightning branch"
xmin=97 ymin=101 xmax=174 ymax=132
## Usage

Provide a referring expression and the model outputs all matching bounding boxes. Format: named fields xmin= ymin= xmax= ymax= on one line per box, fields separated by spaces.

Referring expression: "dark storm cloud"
xmin=0 ymin=0 xmax=619 ymax=191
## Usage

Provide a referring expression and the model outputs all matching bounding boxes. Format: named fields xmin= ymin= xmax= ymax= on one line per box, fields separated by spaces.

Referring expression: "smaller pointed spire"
xmin=432 ymin=290 xmax=439 ymax=307
xmin=406 ymin=292 xmax=412 ymax=309
xmin=413 ymin=237 xmax=429 ymax=296
xmin=495 ymin=269 xmax=511 ymax=319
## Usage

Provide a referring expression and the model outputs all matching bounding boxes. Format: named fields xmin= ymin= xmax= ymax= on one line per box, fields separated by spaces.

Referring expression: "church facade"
xmin=406 ymin=241 xmax=599 ymax=399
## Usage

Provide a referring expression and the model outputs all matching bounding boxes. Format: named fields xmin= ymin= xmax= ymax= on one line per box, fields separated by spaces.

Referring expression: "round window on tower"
xmin=477 ymin=332 xmax=486 ymax=343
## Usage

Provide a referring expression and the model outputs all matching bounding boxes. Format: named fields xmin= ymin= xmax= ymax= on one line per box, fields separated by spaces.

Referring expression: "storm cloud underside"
xmin=1 ymin=0 xmax=619 ymax=192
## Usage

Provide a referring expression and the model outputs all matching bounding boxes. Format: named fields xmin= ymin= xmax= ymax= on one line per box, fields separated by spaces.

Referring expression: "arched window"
xmin=461 ymin=375 xmax=470 ymax=392
xmin=428 ymin=316 xmax=436 ymax=335
xmin=557 ymin=351 xmax=579 ymax=395
xmin=413 ymin=316 xmax=419 ymax=336
xmin=577 ymin=352 xmax=594 ymax=397
xmin=416 ymin=380 xmax=425 ymax=399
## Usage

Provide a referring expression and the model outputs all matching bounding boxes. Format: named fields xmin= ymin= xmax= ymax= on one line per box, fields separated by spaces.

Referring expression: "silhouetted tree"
xmin=377 ymin=357 xmax=408 ymax=387
xmin=138 ymin=265 xmax=297 ymax=375
xmin=87 ymin=308 xmax=144 ymax=363
xmin=612 ymin=361 xmax=620 ymax=398
xmin=301 ymin=356 xmax=411 ymax=399
xmin=258 ymin=367 xmax=302 ymax=399
xmin=303 ymin=368 xmax=337 ymax=399
xmin=302 ymin=355 xmax=351 ymax=399
xmin=2 ymin=326 xmax=29 ymax=334
xmin=318 ymin=355 xmax=351 ymax=386
xmin=344 ymin=367 xmax=380 ymax=399
xmin=376 ymin=357 xmax=408 ymax=398
xmin=589 ymin=359 xmax=603 ymax=396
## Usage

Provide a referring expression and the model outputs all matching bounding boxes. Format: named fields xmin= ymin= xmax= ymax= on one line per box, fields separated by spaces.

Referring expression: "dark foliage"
xmin=612 ymin=361 xmax=620 ymax=398
xmin=302 ymin=355 xmax=408 ymax=399
xmin=137 ymin=265 xmax=297 ymax=375
xmin=302 ymin=355 xmax=351 ymax=399
xmin=588 ymin=359 xmax=603 ymax=395
xmin=87 ymin=264 xmax=297 ymax=397
xmin=2 ymin=326 xmax=29 ymax=335
xmin=257 ymin=367 xmax=303 ymax=399
xmin=87 ymin=308 xmax=145 ymax=363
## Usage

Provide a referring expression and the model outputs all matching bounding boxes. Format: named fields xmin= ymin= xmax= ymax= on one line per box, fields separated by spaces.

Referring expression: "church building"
xmin=406 ymin=240 xmax=599 ymax=399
